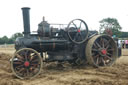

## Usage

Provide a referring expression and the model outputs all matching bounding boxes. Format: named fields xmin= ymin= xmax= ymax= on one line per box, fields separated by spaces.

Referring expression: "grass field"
xmin=0 ymin=44 xmax=15 ymax=54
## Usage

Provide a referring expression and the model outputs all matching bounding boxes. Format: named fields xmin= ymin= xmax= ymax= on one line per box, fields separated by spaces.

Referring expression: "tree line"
xmin=0 ymin=33 xmax=23 ymax=44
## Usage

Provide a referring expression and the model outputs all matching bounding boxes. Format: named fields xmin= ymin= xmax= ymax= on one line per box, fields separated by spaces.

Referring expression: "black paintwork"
xmin=15 ymin=7 xmax=100 ymax=63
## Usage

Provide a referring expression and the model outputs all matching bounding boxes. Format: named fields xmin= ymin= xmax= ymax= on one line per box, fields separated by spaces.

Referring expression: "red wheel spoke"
xmin=95 ymin=54 xmax=99 ymax=58
xmin=105 ymin=44 xmax=110 ymax=49
xmin=101 ymin=57 xmax=106 ymax=66
xmin=31 ymin=64 xmax=39 ymax=67
xmin=93 ymin=54 xmax=100 ymax=63
xmin=92 ymin=49 xmax=99 ymax=51
xmin=101 ymin=37 xmax=105 ymax=48
xmin=99 ymin=57 xmax=102 ymax=64
xmin=105 ymin=55 xmax=112 ymax=60
xmin=20 ymin=71 xmax=25 ymax=77
xmin=105 ymin=40 xmax=111 ymax=48
xmin=96 ymin=57 xmax=99 ymax=65
xmin=107 ymin=53 xmax=112 ymax=56
xmin=100 ymin=37 xmax=103 ymax=47
xmin=107 ymin=49 xmax=114 ymax=51
xmin=18 ymin=60 xmax=24 ymax=62
xmin=93 ymin=43 xmax=98 ymax=48
xmin=19 ymin=68 xmax=25 ymax=73
xmin=27 ymin=51 xmax=32 ymax=61
xmin=15 ymin=65 xmax=24 ymax=69
xmin=16 ymin=54 xmax=24 ymax=60
xmin=13 ymin=62 xmax=22 ymax=64
xmin=25 ymin=50 xmax=29 ymax=61
xmin=31 ymin=59 xmax=39 ymax=63
xmin=95 ymin=41 xmax=101 ymax=48
xmin=26 ymin=69 xmax=29 ymax=76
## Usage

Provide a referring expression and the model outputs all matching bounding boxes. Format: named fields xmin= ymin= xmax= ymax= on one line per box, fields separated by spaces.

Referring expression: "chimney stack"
xmin=21 ymin=7 xmax=31 ymax=37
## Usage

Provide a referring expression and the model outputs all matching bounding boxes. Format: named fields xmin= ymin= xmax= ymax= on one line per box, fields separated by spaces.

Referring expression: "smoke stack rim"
xmin=21 ymin=7 xmax=30 ymax=10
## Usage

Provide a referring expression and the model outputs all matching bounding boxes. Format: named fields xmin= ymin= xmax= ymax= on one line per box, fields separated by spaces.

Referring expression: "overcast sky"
xmin=0 ymin=0 xmax=128 ymax=37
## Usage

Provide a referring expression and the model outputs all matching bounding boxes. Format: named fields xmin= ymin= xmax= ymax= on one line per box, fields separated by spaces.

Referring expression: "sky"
xmin=0 ymin=0 xmax=128 ymax=38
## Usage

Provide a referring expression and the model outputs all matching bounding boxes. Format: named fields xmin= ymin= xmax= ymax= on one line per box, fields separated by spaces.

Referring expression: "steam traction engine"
xmin=11 ymin=7 xmax=118 ymax=79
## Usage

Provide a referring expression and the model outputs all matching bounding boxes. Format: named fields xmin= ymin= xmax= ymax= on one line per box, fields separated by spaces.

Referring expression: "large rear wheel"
xmin=86 ymin=35 xmax=118 ymax=67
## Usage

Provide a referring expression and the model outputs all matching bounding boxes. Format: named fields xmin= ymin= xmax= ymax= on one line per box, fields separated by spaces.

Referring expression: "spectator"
xmin=125 ymin=40 xmax=128 ymax=48
xmin=122 ymin=41 xmax=125 ymax=48
xmin=118 ymin=40 xmax=121 ymax=48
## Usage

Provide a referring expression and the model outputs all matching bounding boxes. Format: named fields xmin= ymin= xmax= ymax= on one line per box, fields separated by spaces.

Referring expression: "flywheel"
xmin=67 ymin=19 xmax=89 ymax=44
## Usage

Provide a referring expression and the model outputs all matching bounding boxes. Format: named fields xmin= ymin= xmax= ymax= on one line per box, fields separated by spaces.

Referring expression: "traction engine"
xmin=11 ymin=7 xmax=118 ymax=79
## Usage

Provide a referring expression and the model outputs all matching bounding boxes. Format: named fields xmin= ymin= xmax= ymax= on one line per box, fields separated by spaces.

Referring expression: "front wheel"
xmin=11 ymin=48 xmax=42 ymax=79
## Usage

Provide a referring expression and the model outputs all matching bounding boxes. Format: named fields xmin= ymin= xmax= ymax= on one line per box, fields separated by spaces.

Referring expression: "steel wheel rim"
xmin=86 ymin=35 xmax=118 ymax=67
xmin=11 ymin=48 xmax=42 ymax=79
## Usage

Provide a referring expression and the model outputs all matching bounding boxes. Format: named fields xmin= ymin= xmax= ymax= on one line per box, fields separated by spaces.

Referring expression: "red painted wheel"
xmin=11 ymin=48 xmax=42 ymax=79
xmin=86 ymin=35 xmax=118 ymax=67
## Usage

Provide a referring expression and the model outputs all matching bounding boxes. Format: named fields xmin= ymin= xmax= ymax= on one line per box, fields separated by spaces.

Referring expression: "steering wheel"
xmin=67 ymin=19 xmax=89 ymax=44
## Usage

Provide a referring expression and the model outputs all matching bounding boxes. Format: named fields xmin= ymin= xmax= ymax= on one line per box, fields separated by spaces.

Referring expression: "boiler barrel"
xmin=30 ymin=40 xmax=69 ymax=52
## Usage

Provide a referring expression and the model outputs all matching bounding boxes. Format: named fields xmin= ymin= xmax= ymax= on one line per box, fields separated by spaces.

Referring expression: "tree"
xmin=99 ymin=18 xmax=122 ymax=37
xmin=2 ymin=36 xmax=8 ymax=43
xmin=0 ymin=38 xmax=5 ymax=44
xmin=8 ymin=38 xmax=14 ymax=44
xmin=11 ymin=32 xmax=23 ymax=41
xmin=0 ymin=32 xmax=23 ymax=45
xmin=119 ymin=32 xmax=128 ymax=38
xmin=0 ymin=36 xmax=9 ymax=44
